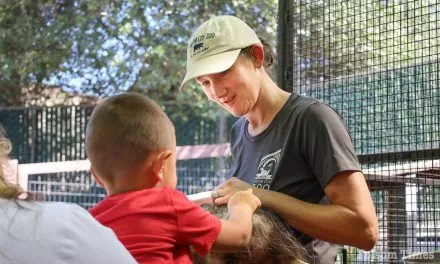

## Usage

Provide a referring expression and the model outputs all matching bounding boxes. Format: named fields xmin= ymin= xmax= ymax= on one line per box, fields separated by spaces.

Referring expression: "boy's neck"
xmin=246 ymin=77 xmax=290 ymax=136
xmin=105 ymin=172 xmax=158 ymax=196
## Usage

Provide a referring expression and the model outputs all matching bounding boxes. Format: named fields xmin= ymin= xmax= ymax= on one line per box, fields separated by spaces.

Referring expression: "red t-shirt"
xmin=89 ymin=187 xmax=221 ymax=264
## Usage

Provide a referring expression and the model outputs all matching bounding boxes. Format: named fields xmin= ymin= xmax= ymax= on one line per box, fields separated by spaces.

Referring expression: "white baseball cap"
xmin=179 ymin=15 xmax=262 ymax=90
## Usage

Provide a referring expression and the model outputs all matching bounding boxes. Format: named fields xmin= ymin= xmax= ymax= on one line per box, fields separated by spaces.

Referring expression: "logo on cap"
xmin=190 ymin=32 xmax=216 ymax=57
xmin=193 ymin=43 xmax=204 ymax=52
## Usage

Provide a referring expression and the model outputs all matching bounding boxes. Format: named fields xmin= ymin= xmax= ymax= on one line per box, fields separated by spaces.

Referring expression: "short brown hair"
xmin=86 ymin=93 xmax=175 ymax=179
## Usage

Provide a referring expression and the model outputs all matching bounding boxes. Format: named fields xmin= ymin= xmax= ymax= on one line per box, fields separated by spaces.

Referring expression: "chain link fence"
xmin=0 ymin=105 xmax=235 ymax=208
xmin=281 ymin=0 xmax=440 ymax=263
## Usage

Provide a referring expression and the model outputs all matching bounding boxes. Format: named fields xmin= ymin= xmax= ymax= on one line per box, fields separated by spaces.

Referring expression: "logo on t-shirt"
xmin=254 ymin=149 xmax=281 ymax=190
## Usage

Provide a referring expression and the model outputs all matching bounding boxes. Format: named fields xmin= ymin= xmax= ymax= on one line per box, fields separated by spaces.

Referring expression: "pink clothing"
xmin=89 ymin=187 xmax=221 ymax=264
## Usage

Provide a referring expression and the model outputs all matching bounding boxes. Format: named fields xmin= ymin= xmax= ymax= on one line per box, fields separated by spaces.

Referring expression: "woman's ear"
xmin=250 ymin=44 xmax=265 ymax=69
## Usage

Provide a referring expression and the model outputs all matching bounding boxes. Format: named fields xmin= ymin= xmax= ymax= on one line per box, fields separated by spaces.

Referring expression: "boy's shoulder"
xmin=88 ymin=187 xmax=193 ymax=217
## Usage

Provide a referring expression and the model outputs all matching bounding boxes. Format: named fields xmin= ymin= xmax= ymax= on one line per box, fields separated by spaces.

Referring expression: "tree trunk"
xmin=0 ymin=71 xmax=23 ymax=107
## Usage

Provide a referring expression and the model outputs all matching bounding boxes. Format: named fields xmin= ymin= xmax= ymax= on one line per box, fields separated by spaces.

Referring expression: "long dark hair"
xmin=240 ymin=37 xmax=276 ymax=76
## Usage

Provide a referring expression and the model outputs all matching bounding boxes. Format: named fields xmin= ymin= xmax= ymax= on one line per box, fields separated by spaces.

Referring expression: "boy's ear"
xmin=151 ymin=150 xmax=172 ymax=179
xmin=90 ymin=167 xmax=105 ymax=188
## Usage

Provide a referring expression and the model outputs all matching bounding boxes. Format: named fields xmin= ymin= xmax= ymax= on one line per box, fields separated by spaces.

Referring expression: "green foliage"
xmin=0 ymin=0 xmax=75 ymax=104
xmin=0 ymin=0 xmax=278 ymax=120
xmin=1 ymin=0 xmax=438 ymax=122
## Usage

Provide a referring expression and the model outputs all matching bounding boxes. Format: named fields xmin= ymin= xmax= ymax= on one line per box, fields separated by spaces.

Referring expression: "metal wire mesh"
xmin=0 ymin=105 xmax=234 ymax=209
xmin=24 ymin=158 xmax=230 ymax=209
xmin=282 ymin=0 xmax=440 ymax=263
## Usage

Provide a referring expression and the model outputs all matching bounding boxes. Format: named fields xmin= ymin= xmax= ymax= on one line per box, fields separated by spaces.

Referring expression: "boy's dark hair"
xmin=86 ymin=93 xmax=175 ymax=179
xmin=193 ymin=204 xmax=308 ymax=264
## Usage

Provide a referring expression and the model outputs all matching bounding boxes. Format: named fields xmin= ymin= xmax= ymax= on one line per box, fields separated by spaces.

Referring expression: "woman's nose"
xmin=211 ymin=84 xmax=227 ymax=100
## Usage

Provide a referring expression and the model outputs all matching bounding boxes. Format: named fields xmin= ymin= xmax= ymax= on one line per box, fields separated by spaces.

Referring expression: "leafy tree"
xmin=0 ymin=1 xmax=76 ymax=105
xmin=2 ymin=0 xmax=438 ymax=119
xmin=0 ymin=0 xmax=278 ymax=120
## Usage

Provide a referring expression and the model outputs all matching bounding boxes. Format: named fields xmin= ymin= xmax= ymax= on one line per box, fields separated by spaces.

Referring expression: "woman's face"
xmin=196 ymin=53 xmax=261 ymax=117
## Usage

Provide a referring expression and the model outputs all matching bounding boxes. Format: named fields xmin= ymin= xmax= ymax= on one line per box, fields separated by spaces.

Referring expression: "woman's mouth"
xmin=220 ymin=96 xmax=234 ymax=105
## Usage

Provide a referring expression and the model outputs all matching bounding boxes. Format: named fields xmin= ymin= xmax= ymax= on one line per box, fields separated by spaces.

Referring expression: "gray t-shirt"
xmin=227 ymin=93 xmax=361 ymax=264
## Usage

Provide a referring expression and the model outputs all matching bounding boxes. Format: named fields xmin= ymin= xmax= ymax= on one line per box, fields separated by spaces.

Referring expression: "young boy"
xmin=87 ymin=92 xmax=261 ymax=264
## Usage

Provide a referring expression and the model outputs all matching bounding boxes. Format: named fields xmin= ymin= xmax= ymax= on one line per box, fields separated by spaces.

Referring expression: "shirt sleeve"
xmin=67 ymin=204 xmax=138 ymax=264
xmin=301 ymin=102 xmax=362 ymax=188
xmin=169 ymin=189 xmax=221 ymax=256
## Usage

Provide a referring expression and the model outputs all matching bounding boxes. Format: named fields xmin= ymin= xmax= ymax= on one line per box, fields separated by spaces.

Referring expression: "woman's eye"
xmin=202 ymin=81 xmax=210 ymax=87
xmin=218 ymin=68 xmax=230 ymax=77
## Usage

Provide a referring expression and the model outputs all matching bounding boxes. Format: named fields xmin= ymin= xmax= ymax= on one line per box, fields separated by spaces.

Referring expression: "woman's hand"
xmin=212 ymin=177 xmax=256 ymax=205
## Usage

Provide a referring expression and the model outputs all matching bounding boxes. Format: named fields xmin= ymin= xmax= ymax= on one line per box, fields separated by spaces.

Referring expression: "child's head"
xmin=86 ymin=93 xmax=177 ymax=194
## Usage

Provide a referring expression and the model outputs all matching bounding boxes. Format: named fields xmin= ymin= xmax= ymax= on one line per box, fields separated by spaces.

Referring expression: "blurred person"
xmin=0 ymin=124 xmax=137 ymax=264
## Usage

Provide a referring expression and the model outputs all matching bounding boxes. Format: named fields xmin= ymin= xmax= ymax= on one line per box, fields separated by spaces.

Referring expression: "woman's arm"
xmin=260 ymin=171 xmax=378 ymax=250
xmin=214 ymin=172 xmax=378 ymax=251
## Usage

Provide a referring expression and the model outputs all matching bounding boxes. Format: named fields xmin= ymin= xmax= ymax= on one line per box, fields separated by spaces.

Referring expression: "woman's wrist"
xmin=252 ymin=187 xmax=270 ymax=206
